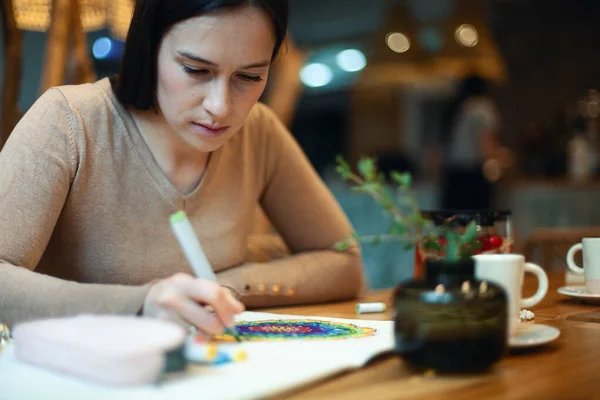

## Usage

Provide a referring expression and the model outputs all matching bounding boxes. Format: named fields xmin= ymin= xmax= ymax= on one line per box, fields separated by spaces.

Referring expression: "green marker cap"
xmin=170 ymin=210 xmax=188 ymax=224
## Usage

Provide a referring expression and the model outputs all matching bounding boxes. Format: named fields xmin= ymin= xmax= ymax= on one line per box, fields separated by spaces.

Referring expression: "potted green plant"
xmin=333 ymin=155 xmax=482 ymax=260
xmin=334 ymin=156 xmax=508 ymax=373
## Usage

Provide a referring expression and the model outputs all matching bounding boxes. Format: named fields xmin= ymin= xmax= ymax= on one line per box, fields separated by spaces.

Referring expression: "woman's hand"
xmin=142 ymin=273 xmax=244 ymax=335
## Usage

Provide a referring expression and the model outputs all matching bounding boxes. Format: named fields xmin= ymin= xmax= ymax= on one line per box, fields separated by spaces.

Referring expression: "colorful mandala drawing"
xmin=213 ymin=319 xmax=377 ymax=342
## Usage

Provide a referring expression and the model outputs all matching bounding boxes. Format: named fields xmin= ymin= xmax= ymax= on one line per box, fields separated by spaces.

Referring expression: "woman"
xmin=440 ymin=75 xmax=501 ymax=210
xmin=0 ymin=0 xmax=363 ymax=334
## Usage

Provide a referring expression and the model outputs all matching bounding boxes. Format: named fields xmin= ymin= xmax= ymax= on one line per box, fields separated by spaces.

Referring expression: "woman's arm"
xmin=217 ymin=105 xmax=364 ymax=307
xmin=0 ymin=89 xmax=150 ymax=328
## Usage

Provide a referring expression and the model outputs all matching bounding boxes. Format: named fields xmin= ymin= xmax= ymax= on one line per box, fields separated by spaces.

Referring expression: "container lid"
xmin=421 ymin=210 xmax=511 ymax=227
xmin=425 ymin=258 xmax=475 ymax=278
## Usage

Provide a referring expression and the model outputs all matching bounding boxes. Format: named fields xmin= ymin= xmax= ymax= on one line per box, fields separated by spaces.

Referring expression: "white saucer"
xmin=509 ymin=323 xmax=560 ymax=348
xmin=557 ymin=286 xmax=600 ymax=304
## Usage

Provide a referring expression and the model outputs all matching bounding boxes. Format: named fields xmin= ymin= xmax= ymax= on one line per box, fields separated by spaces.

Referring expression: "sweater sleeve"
xmin=216 ymin=105 xmax=364 ymax=307
xmin=0 ymin=89 xmax=150 ymax=328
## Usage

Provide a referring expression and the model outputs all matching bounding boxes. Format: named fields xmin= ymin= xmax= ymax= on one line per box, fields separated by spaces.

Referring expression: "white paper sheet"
xmin=0 ymin=311 xmax=395 ymax=400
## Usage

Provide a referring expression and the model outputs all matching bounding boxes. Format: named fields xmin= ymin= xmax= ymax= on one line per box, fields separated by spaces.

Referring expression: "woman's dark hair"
xmin=114 ymin=0 xmax=288 ymax=110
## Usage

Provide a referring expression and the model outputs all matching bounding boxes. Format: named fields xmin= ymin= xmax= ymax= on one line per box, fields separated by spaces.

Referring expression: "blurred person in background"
xmin=440 ymin=74 xmax=502 ymax=210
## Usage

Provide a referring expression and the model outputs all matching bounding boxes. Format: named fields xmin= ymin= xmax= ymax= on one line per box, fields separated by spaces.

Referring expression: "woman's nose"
xmin=203 ymin=80 xmax=232 ymax=120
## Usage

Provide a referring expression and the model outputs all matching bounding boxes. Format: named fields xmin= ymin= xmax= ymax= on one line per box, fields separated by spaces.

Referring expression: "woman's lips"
xmin=191 ymin=122 xmax=229 ymax=138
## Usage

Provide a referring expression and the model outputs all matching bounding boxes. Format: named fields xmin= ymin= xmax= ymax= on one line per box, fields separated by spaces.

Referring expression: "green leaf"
xmin=445 ymin=229 xmax=461 ymax=243
xmin=390 ymin=171 xmax=412 ymax=188
xmin=389 ymin=220 xmax=407 ymax=235
xmin=370 ymin=235 xmax=383 ymax=245
xmin=335 ymin=166 xmax=351 ymax=181
xmin=358 ymin=157 xmax=377 ymax=181
xmin=380 ymin=186 xmax=396 ymax=210
xmin=445 ymin=230 xmax=461 ymax=260
xmin=460 ymin=220 xmax=479 ymax=245
xmin=334 ymin=240 xmax=351 ymax=251
xmin=335 ymin=155 xmax=351 ymax=171
xmin=445 ymin=242 xmax=460 ymax=260
xmin=396 ymin=195 xmax=412 ymax=206
xmin=409 ymin=213 xmax=426 ymax=228
xmin=351 ymin=183 xmax=381 ymax=194
xmin=335 ymin=156 xmax=353 ymax=181
xmin=422 ymin=220 xmax=437 ymax=236
xmin=403 ymin=242 xmax=414 ymax=251
xmin=422 ymin=238 xmax=442 ymax=252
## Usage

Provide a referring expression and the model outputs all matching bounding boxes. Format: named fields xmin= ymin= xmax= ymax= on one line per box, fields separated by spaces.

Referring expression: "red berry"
xmin=480 ymin=236 xmax=490 ymax=250
xmin=488 ymin=235 xmax=503 ymax=249
xmin=438 ymin=237 xmax=447 ymax=246
xmin=482 ymin=235 xmax=503 ymax=251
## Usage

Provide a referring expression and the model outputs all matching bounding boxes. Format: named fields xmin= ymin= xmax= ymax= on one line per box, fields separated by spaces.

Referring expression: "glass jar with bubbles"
xmin=393 ymin=258 xmax=508 ymax=373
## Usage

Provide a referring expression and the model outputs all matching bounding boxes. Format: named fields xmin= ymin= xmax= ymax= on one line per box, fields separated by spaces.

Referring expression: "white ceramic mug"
xmin=567 ymin=238 xmax=600 ymax=294
xmin=474 ymin=254 xmax=548 ymax=338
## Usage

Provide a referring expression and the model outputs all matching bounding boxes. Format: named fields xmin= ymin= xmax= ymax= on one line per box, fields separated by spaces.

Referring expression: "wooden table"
xmin=524 ymin=270 xmax=600 ymax=322
xmin=263 ymin=270 xmax=600 ymax=399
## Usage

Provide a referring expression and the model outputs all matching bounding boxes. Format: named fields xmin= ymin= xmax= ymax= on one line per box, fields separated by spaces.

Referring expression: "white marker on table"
xmin=356 ymin=302 xmax=386 ymax=314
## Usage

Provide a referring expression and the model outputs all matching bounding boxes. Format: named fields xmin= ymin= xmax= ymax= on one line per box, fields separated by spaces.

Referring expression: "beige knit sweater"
xmin=0 ymin=78 xmax=362 ymax=328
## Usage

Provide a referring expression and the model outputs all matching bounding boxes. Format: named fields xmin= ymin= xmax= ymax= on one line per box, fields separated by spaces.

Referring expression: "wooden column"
xmin=41 ymin=0 xmax=98 ymax=92
xmin=0 ymin=0 xmax=22 ymax=149
xmin=40 ymin=0 xmax=73 ymax=92
xmin=70 ymin=0 xmax=96 ymax=84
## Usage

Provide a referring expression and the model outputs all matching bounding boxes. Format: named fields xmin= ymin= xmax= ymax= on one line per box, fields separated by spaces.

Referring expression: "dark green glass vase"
xmin=393 ymin=258 xmax=507 ymax=373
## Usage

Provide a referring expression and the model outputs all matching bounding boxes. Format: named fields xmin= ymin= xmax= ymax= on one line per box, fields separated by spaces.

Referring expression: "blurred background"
xmin=2 ymin=0 xmax=600 ymax=288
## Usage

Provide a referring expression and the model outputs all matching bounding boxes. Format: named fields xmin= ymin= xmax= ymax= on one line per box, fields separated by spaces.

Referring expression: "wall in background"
xmin=489 ymin=0 xmax=600 ymax=145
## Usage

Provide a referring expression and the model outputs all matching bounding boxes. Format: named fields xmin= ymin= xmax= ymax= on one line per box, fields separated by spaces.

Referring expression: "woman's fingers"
xmin=143 ymin=273 xmax=245 ymax=334
xmin=180 ymin=279 xmax=245 ymax=327
xmin=156 ymin=290 xmax=225 ymax=335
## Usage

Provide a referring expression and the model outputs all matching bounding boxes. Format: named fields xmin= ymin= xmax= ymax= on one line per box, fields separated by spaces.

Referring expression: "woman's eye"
xmin=183 ymin=66 xmax=209 ymax=76
xmin=239 ymin=74 xmax=264 ymax=83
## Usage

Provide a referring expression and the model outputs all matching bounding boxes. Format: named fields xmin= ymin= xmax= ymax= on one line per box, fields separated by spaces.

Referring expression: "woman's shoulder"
xmin=19 ymin=78 xmax=132 ymax=161
xmin=13 ymin=78 xmax=116 ymax=140
xmin=44 ymin=78 xmax=117 ymax=115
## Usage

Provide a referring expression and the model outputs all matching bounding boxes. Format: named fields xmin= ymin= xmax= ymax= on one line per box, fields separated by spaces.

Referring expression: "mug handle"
xmin=567 ymin=243 xmax=585 ymax=275
xmin=521 ymin=262 xmax=549 ymax=308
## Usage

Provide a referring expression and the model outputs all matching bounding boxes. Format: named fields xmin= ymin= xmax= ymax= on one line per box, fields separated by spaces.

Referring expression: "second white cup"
xmin=566 ymin=238 xmax=600 ymax=294
xmin=473 ymin=254 xmax=548 ymax=338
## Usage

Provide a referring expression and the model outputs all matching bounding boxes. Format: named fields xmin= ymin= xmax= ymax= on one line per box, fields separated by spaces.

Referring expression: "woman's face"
xmin=155 ymin=7 xmax=275 ymax=153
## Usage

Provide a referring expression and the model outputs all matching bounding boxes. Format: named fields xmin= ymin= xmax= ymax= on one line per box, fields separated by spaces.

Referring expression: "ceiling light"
xmin=92 ymin=37 xmax=112 ymax=59
xmin=300 ymin=63 xmax=333 ymax=88
xmin=336 ymin=49 xmax=367 ymax=72
xmin=455 ymin=24 xmax=479 ymax=47
xmin=386 ymin=32 xmax=411 ymax=53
